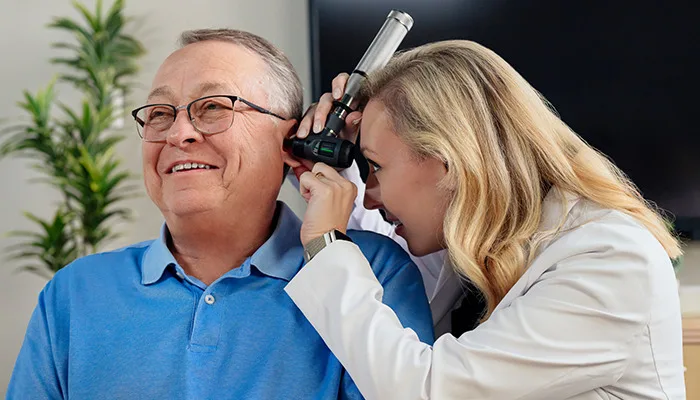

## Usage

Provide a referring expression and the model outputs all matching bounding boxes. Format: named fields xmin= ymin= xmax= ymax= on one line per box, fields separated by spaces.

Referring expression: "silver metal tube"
xmin=343 ymin=10 xmax=414 ymax=102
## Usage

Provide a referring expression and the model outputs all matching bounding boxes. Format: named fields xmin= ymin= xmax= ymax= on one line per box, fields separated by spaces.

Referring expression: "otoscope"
xmin=284 ymin=10 xmax=414 ymax=169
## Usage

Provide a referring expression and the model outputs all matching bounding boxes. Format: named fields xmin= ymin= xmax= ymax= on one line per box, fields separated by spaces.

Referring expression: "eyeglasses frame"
xmin=130 ymin=94 xmax=287 ymax=142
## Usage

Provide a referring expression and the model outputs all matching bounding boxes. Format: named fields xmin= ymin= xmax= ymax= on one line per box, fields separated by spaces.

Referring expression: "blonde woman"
xmin=282 ymin=40 xmax=686 ymax=399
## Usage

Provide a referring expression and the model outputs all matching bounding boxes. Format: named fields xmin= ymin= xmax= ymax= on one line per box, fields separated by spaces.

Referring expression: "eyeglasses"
xmin=131 ymin=95 xmax=287 ymax=142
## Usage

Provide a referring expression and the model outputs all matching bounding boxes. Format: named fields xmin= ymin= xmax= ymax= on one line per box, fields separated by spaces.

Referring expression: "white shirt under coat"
xmin=285 ymin=187 xmax=686 ymax=399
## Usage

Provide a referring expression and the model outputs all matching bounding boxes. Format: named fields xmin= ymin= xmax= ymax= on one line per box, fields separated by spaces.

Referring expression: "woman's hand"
xmin=299 ymin=162 xmax=357 ymax=246
xmin=296 ymin=73 xmax=363 ymax=141
xmin=287 ymin=73 xmax=364 ymax=180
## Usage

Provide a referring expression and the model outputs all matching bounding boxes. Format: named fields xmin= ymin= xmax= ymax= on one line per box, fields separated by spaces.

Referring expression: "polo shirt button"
xmin=204 ymin=294 xmax=215 ymax=305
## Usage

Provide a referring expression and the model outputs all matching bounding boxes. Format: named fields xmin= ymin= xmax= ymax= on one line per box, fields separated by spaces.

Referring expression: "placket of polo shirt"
xmin=188 ymin=260 xmax=254 ymax=352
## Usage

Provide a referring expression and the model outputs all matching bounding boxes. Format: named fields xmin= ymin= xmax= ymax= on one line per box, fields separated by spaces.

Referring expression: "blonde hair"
xmin=362 ymin=40 xmax=681 ymax=319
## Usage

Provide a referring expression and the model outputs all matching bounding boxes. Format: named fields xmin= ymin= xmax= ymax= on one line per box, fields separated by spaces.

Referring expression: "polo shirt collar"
xmin=141 ymin=223 xmax=178 ymax=285
xmin=141 ymin=202 xmax=304 ymax=285
xmin=249 ymin=202 xmax=305 ymax=281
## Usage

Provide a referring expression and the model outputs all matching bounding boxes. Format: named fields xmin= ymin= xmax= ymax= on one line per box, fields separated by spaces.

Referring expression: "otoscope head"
xmin=283 ymin=132 xmax=355 ymax=169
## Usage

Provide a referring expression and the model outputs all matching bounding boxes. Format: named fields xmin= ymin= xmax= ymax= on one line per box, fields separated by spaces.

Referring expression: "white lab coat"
xmin=285 ymin=187 xmax=686 ymax=399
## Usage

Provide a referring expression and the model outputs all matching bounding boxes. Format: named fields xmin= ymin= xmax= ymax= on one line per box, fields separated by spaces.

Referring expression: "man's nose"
xmin=363 ymin=173 xmax=383 ymax=210
xmin=166 ymin=111 xmax=204 ymax=147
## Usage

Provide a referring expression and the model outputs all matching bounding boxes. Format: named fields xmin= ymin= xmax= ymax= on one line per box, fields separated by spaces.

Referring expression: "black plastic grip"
xmin=325 ymin=112 xmax=346 ymax=136
xmin=286 ymin=133 xmax=354 ymax=168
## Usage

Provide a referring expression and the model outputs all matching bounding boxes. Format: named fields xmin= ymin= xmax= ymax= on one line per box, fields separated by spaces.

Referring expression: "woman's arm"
xmin=287 ymin=165 xmax=446 ymax=295
xmin=285 ymin=215 xmax=662 ymax=400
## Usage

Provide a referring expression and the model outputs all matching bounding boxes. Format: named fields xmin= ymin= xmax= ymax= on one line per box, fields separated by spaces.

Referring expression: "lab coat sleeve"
xmin=284 ymin=219 xmax=656 ymax=400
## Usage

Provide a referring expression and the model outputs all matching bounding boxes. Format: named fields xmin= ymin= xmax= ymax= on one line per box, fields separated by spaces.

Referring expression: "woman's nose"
xmin=363 ymin=174 xmax=383 ymax=210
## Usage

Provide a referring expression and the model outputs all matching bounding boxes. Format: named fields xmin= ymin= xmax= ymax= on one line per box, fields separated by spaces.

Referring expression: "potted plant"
xmin=0 ymin=0 xmax=145 ymax=278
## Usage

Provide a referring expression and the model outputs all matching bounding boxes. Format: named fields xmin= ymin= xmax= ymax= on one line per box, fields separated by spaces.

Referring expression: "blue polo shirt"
xmin=7 ymin=202 xmax=433 ymax=399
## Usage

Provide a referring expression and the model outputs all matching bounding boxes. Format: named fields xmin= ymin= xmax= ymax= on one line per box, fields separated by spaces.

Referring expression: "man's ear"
xmin=284 ymin=118 xmax=298 ymax=137
xmin=281 ymin=141 xmax=315 ymax=181
xmin=281 ymin=148 xmax=302 ymax=169
xmin=281 ymin=119 xmax=299 ymax=166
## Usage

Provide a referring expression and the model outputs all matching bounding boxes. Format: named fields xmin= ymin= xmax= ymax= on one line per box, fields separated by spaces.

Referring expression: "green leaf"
xmin=48 ymin=17 xmax=92 ymax=44
xmin=72 ymin=0 xmax=101 ymax=33
xmin=51 ymin=42 xmax=81 ymax=52
xmin=16 ymin=265 xmax=55 ymax=280
xmin=8 ymin=251 xmax=46 ymax=262
xmin=4 ymin=0 xmax=144 ymax=275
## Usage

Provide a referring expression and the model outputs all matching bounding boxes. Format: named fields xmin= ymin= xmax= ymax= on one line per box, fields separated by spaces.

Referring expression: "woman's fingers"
xmin=331 ymin=73 xmax=350 ymax=99
xmin=342 ymin=111 xmax=363 ymax=142
xmin=295 ymin=92 xmax=332 ymax=138
xmin=346 ymin=111 xmax=362 ymax=126
xmin=310 ymin=162 xmax=358 ymax=212
xmin=298 ymin=170 xmax=320 ymax=202
xmin=311 ymin=92 xmax=335 ymax=134
xmin=295 ymin=102 xmax=317 ymax=139
xmin=299 ymin=162 xmax=358 ymax=245
xmin=311 ymin=162 xmax=342 ymax=182
xmin=296 ymin=73 xmax=351 ymax=139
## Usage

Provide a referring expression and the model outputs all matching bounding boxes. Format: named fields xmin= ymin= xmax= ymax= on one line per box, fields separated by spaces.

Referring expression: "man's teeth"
xmin=172 ymin=163 xmax=213 ymax=173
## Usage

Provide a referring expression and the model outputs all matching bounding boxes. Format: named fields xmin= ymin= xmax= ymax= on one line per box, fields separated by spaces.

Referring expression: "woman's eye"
xmin=367 ymin=158 xmax=382 ymax=172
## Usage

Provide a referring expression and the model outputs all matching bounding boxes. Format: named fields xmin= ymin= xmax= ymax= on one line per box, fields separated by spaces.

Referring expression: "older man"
xmin=7 ymin=29 xmax=433 ymax=399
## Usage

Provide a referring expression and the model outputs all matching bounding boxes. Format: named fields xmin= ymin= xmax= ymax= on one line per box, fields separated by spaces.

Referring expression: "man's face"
xmin=141 ymin=41 xmax=296 ymax=219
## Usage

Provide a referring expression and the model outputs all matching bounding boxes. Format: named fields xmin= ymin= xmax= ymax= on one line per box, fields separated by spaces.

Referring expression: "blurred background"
xmin=1 ymin=0 xmax=698 ymax=395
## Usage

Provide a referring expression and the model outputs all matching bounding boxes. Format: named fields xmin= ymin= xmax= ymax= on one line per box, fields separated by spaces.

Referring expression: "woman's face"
xmin=359 ymin=99 xmax=451 ymax=256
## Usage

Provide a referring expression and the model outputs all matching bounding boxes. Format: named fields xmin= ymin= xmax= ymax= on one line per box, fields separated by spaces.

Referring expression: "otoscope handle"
xmin=284 ymin=9 xmax=413 ymax=168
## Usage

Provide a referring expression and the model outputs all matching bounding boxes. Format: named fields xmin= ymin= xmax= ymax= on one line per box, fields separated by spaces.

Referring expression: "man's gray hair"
xmin=178 ymin=28 xmax=303 ymax=121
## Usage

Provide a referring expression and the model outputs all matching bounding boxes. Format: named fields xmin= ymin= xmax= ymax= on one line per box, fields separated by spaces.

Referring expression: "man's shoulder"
xmin=53 ymin=240 xmax=155 ymax=282
xmin=346 ymin=229 xmax=408 ymax=257
xmin=345 ymin=229 xmax=414 ymax=281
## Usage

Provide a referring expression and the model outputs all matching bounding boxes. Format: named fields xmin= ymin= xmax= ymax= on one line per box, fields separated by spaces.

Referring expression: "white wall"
xmin=0 ymin=0 xmax=309 ymax=394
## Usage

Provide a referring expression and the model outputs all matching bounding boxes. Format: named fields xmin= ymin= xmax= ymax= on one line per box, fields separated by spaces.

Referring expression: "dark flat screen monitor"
xmin=309 ymin=0 xmax=700 ymax=238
